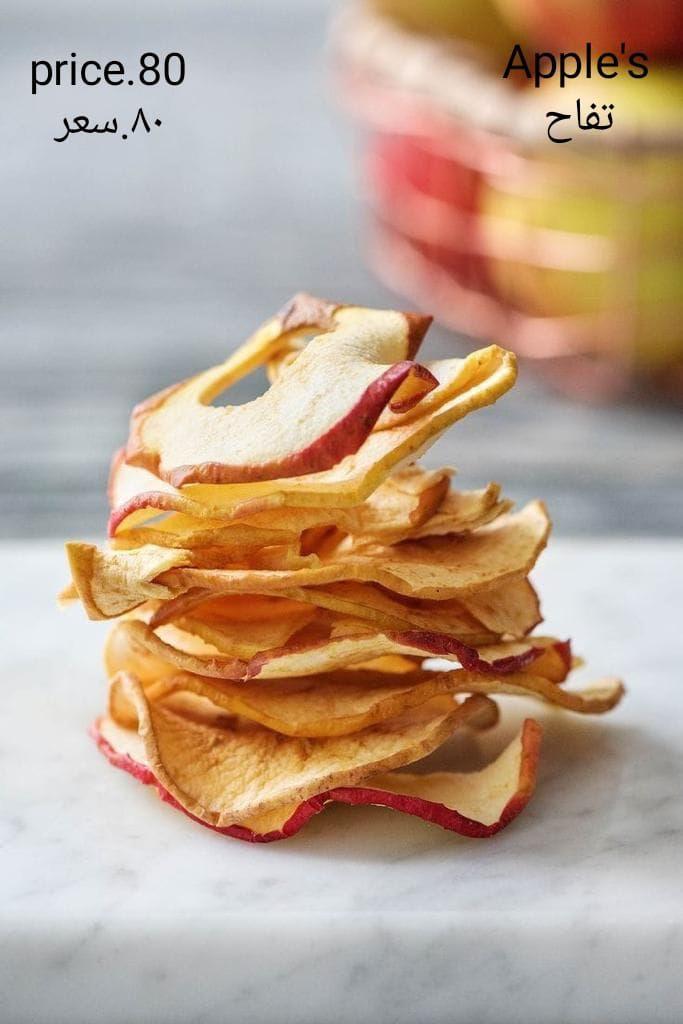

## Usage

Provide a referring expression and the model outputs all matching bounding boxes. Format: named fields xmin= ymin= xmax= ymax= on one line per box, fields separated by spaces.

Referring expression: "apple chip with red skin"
xmin=108 ymin=342 xmax=517 ymax=535
xmin=272 ymin=576 xmax=541 ymax=642
xmin=126 ymin=297 xmax=439 ymax=487
xmin=94 ymin=673 xmax=541 ymax=840
xmin=107 ymin=663 xmax=624 ymax=737
xmin=109 ymin=464 xmax=454 ymax=550
xmin=103 ymin=615 xmax=571 ymax=683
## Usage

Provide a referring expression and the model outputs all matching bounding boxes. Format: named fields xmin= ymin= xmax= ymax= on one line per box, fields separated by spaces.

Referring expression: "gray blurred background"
xmin=2 ymin=0 xmax=681 ymax=539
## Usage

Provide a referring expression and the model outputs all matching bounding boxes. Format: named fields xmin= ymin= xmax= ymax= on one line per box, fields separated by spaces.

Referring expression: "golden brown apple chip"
xmin=398 ymin=487 xmax=512 ymax=541
xmin=104 ymin=615 xmax=568 ymax=683
xmin=148 ymin=591 xmax=313 ymax=628
xmin=99 ymin=673 xmax=499 ymax=826
xmin=475 ymin=637 xmax=573 ymax=683
xmin=459 ymin=578 xmax=542 ymax=637
xmin=104 ymin=618 xmax=177 ymax=684
xmin=105 ymin=604 xmax=316 ymax=674
xmin=109 ymin=661 xmax=624 ymax=737
xmin=340 ymin=479 xmax=512 ymax=547
xmin=352 ymin=654 xmax=424 ymax=674
xmin=270 ymin=577 xmax=540 ymax=641
xmin=107 ymin=465 xmax=451 ymax=546
xmin=108 ymin=344 xmax=517 ymax=536
xmin=149 ymin=582 xmax=487 ymax=639
xmin=187 ymin=593 xmax=313 ymax=622
xmin=94 ymin=684 xmax=541 ymax=840
xmin=110 ymin=515 xmax=297 ymax=552
xmin=158 ymin=501 xmax=550 ymax=602
xmin=66 ymin=543 xmax=192 ymax=620
xmin=68 ymin=503 xmax=549 ymax=620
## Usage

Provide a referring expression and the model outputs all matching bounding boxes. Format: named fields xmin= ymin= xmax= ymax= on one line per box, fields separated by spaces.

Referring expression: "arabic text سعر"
xmin=53 ymin=107 xmax=162 ymax=142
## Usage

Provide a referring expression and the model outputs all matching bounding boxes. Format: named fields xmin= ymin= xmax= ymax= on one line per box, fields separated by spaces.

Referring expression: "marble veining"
xmin=1 ymin=540 xmax=682 ymax=1024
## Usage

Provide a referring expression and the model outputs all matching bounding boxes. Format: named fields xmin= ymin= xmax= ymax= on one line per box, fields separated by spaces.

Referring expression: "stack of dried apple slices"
xmin=62 ymin=295 xmax=624 ymax=842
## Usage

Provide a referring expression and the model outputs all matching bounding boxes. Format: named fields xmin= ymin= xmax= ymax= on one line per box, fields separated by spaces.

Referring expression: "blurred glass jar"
xmin=332 ymin=3 xmax=683 ymax=400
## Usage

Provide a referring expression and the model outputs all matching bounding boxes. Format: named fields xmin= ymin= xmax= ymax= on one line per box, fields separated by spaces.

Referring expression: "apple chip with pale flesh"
xmin=126 ymin=297 xmax=439 ymax=486
xmin=108 ymin=342 xmax=517 ymax=535
xmin=94 ymin=673 xmax=540 ymax=839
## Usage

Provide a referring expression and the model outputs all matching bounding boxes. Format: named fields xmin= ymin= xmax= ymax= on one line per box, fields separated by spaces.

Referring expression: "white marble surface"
xmin=2 ymin=539 xmax=682 ymax=1024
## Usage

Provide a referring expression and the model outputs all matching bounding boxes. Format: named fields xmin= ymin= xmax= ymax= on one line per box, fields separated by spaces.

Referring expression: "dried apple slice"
xmin=158 ymin=501 xmax=550 ymax=602
xmin=65 ymin=543 xmax=192 ymax=620
xmin=104 ymin=604 xmax=316 ymax=680
xmin=94 ymin=686 xmax=541 ymax=840
xmin=110 ymin=515 xmax=297 ymax=552
xmin=149 ymin=581 xmax=486 ymax=637
xmin=105 ymin=616 xmax=569 ymax=682
xmin=68 ymin=502 xmax=549 ymax=620
xmin=110 ymin=465 xmax=453 ymax=548
xmin=475 ymin=638 xmax=573 ymax=683
xmin=342 ymin=475 xmax=511 ymax=545
xmin=460 ymin=578 xmax=542 ymax=637
xmin=96 ymin=674 xmax=503 ymax=826
xmin=265 ymin=323 xmax=490 ymax=434
xmin=396 ymin=486 xmax=512 ymax=541
xmin=109 ymin=662 xmax=624 ymax=736
xmin=152 ymin=576 xmax=540 ymax=642
xmin=108 ymin=344 xmax=517 ymax=535
xmin=186 ymin=593 xmax=313 ymax=622
xmin=276 ymin=578 xmax=540 ymax=641
xmin=126 ymin=300 xmax=438 ymax=486
xmin=339 ymin=465 xmax=451 ymax=540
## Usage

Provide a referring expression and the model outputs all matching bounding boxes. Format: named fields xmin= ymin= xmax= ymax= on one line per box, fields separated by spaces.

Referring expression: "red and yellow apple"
xmin=481 ymin=69 xmax=683 ymax=369
xmin=368 ymin=130 xmax=493 ymax=294
xmin=371 ymin=0 xmax=516 ymax=55
xmin=494 ymin=0 xmax=683 ymax=60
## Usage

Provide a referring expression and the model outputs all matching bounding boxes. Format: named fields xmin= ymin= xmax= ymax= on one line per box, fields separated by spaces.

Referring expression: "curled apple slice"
xmin=149 ymin=581 xmax=486 ymax=637
xmin=110 ymin=465 xmax=453 ymax=549
xmin=67 ymin=502 xmax=550 ymax=620
xmin=126 ymin=298 xmax=438 ymax=487
xmin=65 ymin=543 xmax=191 ymax=620
xmin=94 ymin=685 xmax=541 ymax=841
xmin=394 ymin=485 xmax=512 ymax=541
xmin=96 ymin=675 xmax=501 ymax=826
xmin=109 ymin=466 xmax=504 ymax=549
xmin=109 ymin=661 xmax=623 ymax=737
xmin=158 ymin=501 xmax=550 ymax=603
xmin=105 ymin=616 xmax=569 ymax=682
xmin=108 ymin=344 xmax=517 ymax=535
xmin=458 ymin=578 xmax=542 ymax=637
xmin=151 ymin=576 xmax=540 ymax=642
xmin=110 ymin=515 xmax=298 ymax=552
